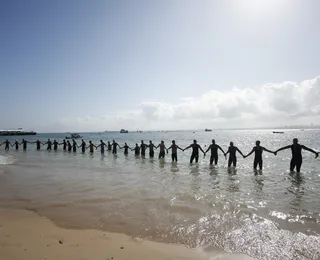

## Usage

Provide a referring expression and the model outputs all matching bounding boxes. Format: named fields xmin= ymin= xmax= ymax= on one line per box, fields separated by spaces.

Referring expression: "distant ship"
xmin=272 ymin=131 xmax=284 ymax=134
xmin=205 ymin=128 xmax=212 ymax=132
xmin=0 ymin=128 xmax=37 ymax=136
xmin=65 ymin=133 xmax=82 ymax=139
xmin=120 ymin=129 xmax=128 ymax=133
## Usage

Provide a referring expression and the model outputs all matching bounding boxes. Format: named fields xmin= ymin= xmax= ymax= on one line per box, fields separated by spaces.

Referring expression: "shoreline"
xmin=0 ymin=208 xmax=255 ymax=260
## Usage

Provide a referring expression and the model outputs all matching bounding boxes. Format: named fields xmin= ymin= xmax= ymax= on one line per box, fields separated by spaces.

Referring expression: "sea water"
xmin=0 ymin=129 xmax=319 ymax=259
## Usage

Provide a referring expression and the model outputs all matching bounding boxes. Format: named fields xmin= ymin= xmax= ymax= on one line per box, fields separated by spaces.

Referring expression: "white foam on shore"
xmin=0 ymin=155 xmax=17 ymax=165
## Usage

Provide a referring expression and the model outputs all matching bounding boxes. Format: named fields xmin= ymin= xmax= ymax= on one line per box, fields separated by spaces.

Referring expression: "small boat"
xmin=0 ymin=128 xmax=37 ymax=136
xmin=65 ymin=133 xmax=82 ymax=139
xmin=205 ymin=128 xmax=212 ymax=132
xmin=120 ymin=129 xmax=128 ymax=133
xmin=272 ymin=131 xmax=284 ymax=134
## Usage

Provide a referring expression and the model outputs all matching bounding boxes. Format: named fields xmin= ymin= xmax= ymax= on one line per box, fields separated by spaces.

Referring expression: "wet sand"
xmin=0 ymin=209 xmax=255 ymax=260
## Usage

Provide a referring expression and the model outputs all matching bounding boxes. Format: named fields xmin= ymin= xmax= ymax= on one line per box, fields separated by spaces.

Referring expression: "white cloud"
xmin=47 ymin=76 xmax=320 ymax=132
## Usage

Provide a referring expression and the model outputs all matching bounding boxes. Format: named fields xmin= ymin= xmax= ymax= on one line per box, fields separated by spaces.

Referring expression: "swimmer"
xmin=96 ymin=140 xmax=108 ymax=154
xmin=79 ymin=139 xmax=86 ymax=153
xmin=148 ymin=140 xmax=157 ymax=158
xmin=121 ymin=142 xmax=132 ymax=155
xmin=0 ymin=140 xmax=11 ymax=150
xmin=167 ymin=140 xmax=183 ymax=162
xmin=156 ymin=140 xmax=167 ymax=159
xmin=111 ymin=140 xmax=121 ymax=154
xmin=140 ymin=140 xmax=148 ymax=157
xmin=204 ymin=139 xmax=226 ymax=165
xmin=43 ymin=139 xmax=52 ymax=150
xmin=225 ymin=142 xmax=245 ymax=167
xmin=87 ymin=140 xmax=96 ymax=153
xmin=244 ymin=141 xmax=275 ymax=170
xmin=183 ymin=140 xmax=205 ymax=164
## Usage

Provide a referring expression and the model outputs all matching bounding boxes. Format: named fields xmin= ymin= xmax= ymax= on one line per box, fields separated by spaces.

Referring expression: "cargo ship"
xmin=0 ymin=128 xmax=37 ymax=136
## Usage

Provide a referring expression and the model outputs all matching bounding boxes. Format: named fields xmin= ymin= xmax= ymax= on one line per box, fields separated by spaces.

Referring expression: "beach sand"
xmin=0 ymin=209 xmax=255 ymax=260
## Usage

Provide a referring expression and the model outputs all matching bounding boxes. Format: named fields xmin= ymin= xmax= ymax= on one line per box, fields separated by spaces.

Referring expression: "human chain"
xmin=0 ymin=138 xmax=318 ymax=173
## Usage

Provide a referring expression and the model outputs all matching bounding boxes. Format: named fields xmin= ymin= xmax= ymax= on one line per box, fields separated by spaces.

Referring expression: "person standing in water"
xmin=79 ymin=139 xmax=86 ymax=153
xmin=107 ymin=141 xmax=112 ymax=152
xmin=13 ymin=140 xmax=19 ymax=150
xmin=43 ymin=139 xmax=52 ymax=150
xmin=111 ymin=140 xmax=121 ymax=154
xmin=20 ymin=139 xmax=29 ymax=150
xmin=0 ymin=140 xmax=11 ymax=150
xmin=87 ymin=141 xmax=96 ymax=153
xmin=167 ymin=140 xmax=183 ymax=162
xmin=148 ymin=140 xmax=156 ymax=158
xmin=275 ymin=138 xmax=318 ymax=173
xmin=32 ymin=139 xmax=43 ymax=150
xmin=183 ymin=140 xmax=205 ymax=164
xmin=53 ymin=139 xmax=59 ymax=151
xmin=67 ymin=140 xmax=72 ymax=152
xmin=204 ymin=139 xmax=226 ymax=165
xmin=60 ymin=139 xmax=67 ymax=151
xmin=134 ymin=143 xmax=140 ymax=156
xmin=156 ymin=140 xmax=167 ymax=159
xmin=121 ymin=142 xmax=132 ymax=155
xmin=72 ymin=139 xmax=77 ymax=152
xmin=140 ymin=140 xmax=148 ymax=157
xmin=244 ymin=141 xmax=275 ymax=170
xmin=225 ymin=142 xmax=245 ymax=167
xmin=96 ymin=140 xmax=108 ymax=154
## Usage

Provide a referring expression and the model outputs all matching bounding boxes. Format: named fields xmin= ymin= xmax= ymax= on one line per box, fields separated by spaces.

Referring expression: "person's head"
xmin=136 ymin=143 xmax=138 ymax=146
xmin=89 ymin=140 xmax=92 ymax=143
xmin=53 ymin=139 xmax=56 ymax=142
xmin=125 ymin=142 xmax=127 ymax=145
xmin=100 ymin=139 xmax=103 ymax=143
xmin=67 ymin=140 xmax=70 ymax=143
xmin=22 ymin=139 xmax=25 ymax=142
xmin=293 ymin=138 xmax=298 ymax=144
xmin=37 ymin=139 xmax=39 ymax=142
xmin=113 ymin=139 xmax=115 ymax=143
xmin=161 ymin=140 xmax=164 ymax=144
xmin=72 ymin=139 xmax=75 ymax=142
xmin=81 ymin=139 xmax=84 ymax=142
xmin=230 ymin=142 xmax=234 ymax=146
xmin=48 ymin=138 xmax=50 ymax=141
xmin=149 ymin=140 xmax=152 ymax=144
xmin=141 ymin=140 xmax=144 ymax=144
xmin=256 ymin=140 xmax=260 ymax=146
xmin=193 ymin=139 xmax=197 ymax=144
xmin=172 ymin=140 xmax=175 ymax=144
xmin=212 ymin=139 xmax=215 ymax=144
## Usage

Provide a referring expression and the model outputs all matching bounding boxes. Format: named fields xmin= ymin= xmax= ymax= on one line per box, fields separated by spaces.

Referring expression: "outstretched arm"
xmin=301 ymin=145 xmax=319 ymax=158
xmin=275 ymin=145 xmax=291 ymax=154
xmin=217 ymin=145 xmax=225 ymax=155
xmin=199 ymin=146 xmax=205 ymax=154
xmin=205 ymin=145 xmax=211 ymax=154
xmin=245 ymin=148 xmax=255 ymax=158
xmin=236 ymin=147 xmax=245 ymax=157
xmin=177 ymin=145 xmax=183 ymax=151
xmin=183 ymin=145 xmax=192 ymax=151
xmin=262 ymin=147 xmax=274 ymax=154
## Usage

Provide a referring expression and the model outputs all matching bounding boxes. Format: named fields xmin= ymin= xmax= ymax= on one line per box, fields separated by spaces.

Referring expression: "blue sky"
xmin=1 ymin=0 xmax=320 ymax=132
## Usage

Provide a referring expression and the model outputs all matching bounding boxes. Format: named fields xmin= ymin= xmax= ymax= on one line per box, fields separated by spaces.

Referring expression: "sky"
xmin=1 ymin=0 xmax=320 ymax=132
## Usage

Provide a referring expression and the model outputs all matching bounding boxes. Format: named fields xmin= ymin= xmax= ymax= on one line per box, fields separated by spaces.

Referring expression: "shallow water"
xmin=0 ymin=129 xmax=320 ymax=259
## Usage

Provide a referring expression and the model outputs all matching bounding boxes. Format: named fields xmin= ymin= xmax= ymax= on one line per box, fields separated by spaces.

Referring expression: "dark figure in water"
xmin=87 ymin=141 xmax=96 ymax=153
xmin=72 ymin=139 xmax=77 ymax=152
xmin=96 ymin=140 xmax=107 ymax=154
xmin=20 ymin=139 xmax=29 ymax=150
xmin=60 ymin=139 xmax=67 ymax=151
xmin=80 ymin=139 xmax=86 ymax=153
xmin=183 ymin=140 xmax=205 ymax=164
xmin=157 ymin=140 xmax=167 ymax=159
xmin=134 ymin=143 xmax=140 ymax=156
xmin=148 ymin=140 xmax=156 ymax=158
xmin=111 ymin=140 xmax=120 ymax=154
xmin=32 ymin=139 xmax=42 ymax=150
xmin=225 ymin=142 xmax=245 ymax=167
xmin=140 ymin=140 xmax=148 ymax=157
xmin=275 ymin=138 xmax=319 ymax=173
xmin=204 ymin=139 xmax=226 ymax=165
xmin=167 ymin=140 xmax=183 ymax=162
xmin=43 ymin=139 xmax=52 ymax=150
xmin=13 ymin=140 xmax=19 ymax=150
xmin=121 ymin=142 xmax=132 ymax=155
xmin=107 ymin=141 xmax=112 ymax=151
xmin=244 ymin=141 xmax=275 ymax=170
xmin=53 ymin=139 xmax=59 ymax=151
xmin=0 ymin=140 xmax=11 ymax=150
xmin=67 ymin=140 xmax=72 ymax=152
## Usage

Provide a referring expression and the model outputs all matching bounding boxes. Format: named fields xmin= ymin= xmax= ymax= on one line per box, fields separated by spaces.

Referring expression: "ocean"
xmin=0 ymin=129 xmax=319 ymax=259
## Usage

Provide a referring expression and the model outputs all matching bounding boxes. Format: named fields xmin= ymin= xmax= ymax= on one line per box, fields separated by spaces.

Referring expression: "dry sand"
xmin=0 ymin=209 xmax=255 ymax=260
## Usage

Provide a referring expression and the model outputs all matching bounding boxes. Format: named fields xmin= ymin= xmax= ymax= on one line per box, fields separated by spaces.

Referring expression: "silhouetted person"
xmin=134 ymin=143 xmax=140 ymax=156
xmin=244 ymin=140 xmax=275 ymax=170
xmin=32 ymin=139 xmax=43 ymax=150
xmin=43 ymin=139 xmax=52 ymax=150
xmin=107 ymin=141 xmax=112 ymax=151
xmin=72 ymin=139 xmax=77 ymax=152
xmin=204 ymin=139 xmax=226 ymax=165
xmin=121 ymin=142 xmax=132 ymax=155
xmin=140 ymin=140 xmax=148 ymax=157
xmin=96 ymin=140 xmax=107 ymax=154
xmin=225 ymin=142 xmax=245 ymax=167
xmin=67 ymin=140 xmax=72 ymax=152
xmin=60 ymin=139 xmax=67 ymax=151
xmin=87 ymin=141 xmax=96 ymax=153
xmin=157 ymin=140 xmax=167 ymax=159
xmin=167 ymin=140 xmax=183 ymax=162
xmin=13 ymin=140 xmax=19 ymax=150
xmin=20 ymin=139 xmax=29 ymax=150
xmin=0 ymin=140 xmax=11 ymax=150
xmin=275 ymin=138 xmax=319 ymax=173
xmin=111 ymin=140 xmax=120 ymax=154
xmin=148 ymin=140 xmax=156 ymax=158
xmin=80 ymin=139 xmax=86 ymax=153
xmin=53 ymin=139 xmax=59 ymax=151
xmin=183 ymin=140 xmax=205 ymax=164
